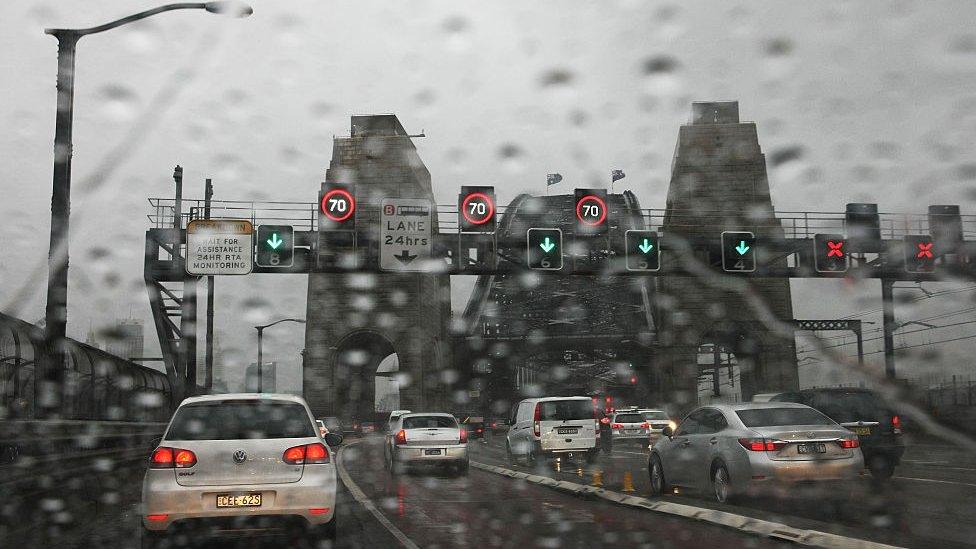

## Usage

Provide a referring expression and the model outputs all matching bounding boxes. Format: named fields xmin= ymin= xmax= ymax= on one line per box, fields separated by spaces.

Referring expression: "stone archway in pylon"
xmin=332 ymin=330 xmax=398 ymax=422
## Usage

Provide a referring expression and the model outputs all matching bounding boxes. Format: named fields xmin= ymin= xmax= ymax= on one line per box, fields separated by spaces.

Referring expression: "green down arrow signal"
xmin=539 ymin=237 xmax=556 ymax=253
xmin=267 ymin=233 xmax=284 ymax=249
xmin=638 ymin=239 xmax=654 ymax=254
xmin=735 ymin=241 xmax=750 ymax=255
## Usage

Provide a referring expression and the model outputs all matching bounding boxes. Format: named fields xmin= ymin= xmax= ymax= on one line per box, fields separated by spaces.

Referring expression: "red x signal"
xmin=916 ymin=242 xmax=934 ymax=259
xmin=826 ymin=241 xmax=844 ymax=257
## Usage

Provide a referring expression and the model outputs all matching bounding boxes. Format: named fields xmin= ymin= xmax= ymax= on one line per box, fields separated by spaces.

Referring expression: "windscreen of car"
xmin=538 ymin=400 xmax=593 ymax=421
xmin=642 ymin=411 xmax=669 ymax=421
xmin=614 ymin=413 xmax=643 ymax=423
xmin=736 ymin=407 xmax=835 ymax=427
xmin=809 ymin=391 xmax=885 ymax=423
xmin=402 ymin=416 xmax=458 ymax=429
xmin=166 ymin=401 xmax=315 ymax=440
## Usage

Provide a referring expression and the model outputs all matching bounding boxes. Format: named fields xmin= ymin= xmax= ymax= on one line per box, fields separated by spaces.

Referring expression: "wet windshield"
xmin=5 ymin=2 xmax=976 ymax=548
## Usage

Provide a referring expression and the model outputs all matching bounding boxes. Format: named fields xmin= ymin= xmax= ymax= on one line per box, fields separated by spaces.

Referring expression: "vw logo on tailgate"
xmin=233 ymin=449 xmax=247 ymax=464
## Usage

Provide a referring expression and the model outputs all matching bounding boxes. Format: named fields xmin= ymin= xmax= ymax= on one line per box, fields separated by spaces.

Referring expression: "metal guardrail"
xmin=148 ymin=198 xmax=976 ymax=240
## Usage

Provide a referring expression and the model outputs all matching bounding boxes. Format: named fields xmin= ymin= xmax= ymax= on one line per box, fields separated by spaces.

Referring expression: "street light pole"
xmin=39 ymin=2 xmax=251 ymax=417
xmin=254 ymin=318 xmax=306 ymax=393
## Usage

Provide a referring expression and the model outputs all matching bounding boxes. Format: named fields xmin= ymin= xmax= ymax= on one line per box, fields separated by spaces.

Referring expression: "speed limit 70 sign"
xmin=574 ymin=188 xmax=608 ymax=236
xmin=319 ymin=184 xmax=356 ymax=229
xmin=458 ymin=185 xmax=496 ymax=233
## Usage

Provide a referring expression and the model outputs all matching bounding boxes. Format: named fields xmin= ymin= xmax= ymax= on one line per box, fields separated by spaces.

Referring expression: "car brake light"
xmin=533 ymin=403 xmax=541 ymax=437
xmin=150 ymin=447 xmax=174 ymax=468
xmin=599 ymin=417 xmax=610 ymax=425
xmin=837 ymin=437 xmax=860 ymax=449
xmin=309 ymin=508 xmax=330 ymax=516
xmin=146 ymin=514 xmax=169 ymax=522
xmin=395 ymin=429 xmax=407 ymax=445
xmin=174 ymin=449 xmax=197 ymax=468
xmin=150 ymin=447 xmax=195 ymax=469
xmin=891 ymin=415 xmax=902 ymax=433
xmin=640 ymin=422 xmax=650 ymax=429
xmin=283 ymin=443 xmax=331 ymax=465
xmin=459 ymin=429 xmax=468 ymax=443
xmin=612 ymin=423 xmax=623 ymax=429
xmin=492 ymin=422 xmax=497 ymax=429
xmin=737 ymin=438 xmax=786 ymax=452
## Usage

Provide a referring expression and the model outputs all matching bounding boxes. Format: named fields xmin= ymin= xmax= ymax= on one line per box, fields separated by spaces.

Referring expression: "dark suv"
xmin=771 ymin=388 xmax=904 ymax=479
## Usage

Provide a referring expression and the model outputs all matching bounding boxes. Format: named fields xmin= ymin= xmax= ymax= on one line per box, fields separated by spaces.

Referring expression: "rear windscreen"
xmin=539 ymin=400 xmax=593 ymax=421
xmin=614 ymin=414 xmax=643 ymax=423
xmin=642 ymin=411 xmax=669 ymax=421
xmin=166 ymin=401 xmax=315 ymax=440
xmin=810 ymin=392 xmax=885 ymax=423
xmin=736 ymin=407 xmax=835 ymax=427
xmin=402 ymin=416 xmax=457 ymax=429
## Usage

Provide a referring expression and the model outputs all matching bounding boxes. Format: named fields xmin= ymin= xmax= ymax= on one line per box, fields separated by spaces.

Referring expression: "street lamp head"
xmin=205 ymin=1 xmax=254 ymax=17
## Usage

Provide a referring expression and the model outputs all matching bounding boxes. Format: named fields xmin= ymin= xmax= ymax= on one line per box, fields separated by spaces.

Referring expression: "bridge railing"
xmin=147 ymin=198 xmax=976 ymax=240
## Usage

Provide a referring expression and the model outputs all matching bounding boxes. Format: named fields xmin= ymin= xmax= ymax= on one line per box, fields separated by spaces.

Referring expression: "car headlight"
xmin=668 ymin=421 xmax=677 ymax=431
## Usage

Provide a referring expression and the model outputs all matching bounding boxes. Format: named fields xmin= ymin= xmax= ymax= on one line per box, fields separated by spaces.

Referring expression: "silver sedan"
xmin=648 ymin=402 xmax=864 ymax=503
xmin=141 ymin=393 xmax=340 ymax=547
xmin=386 ymin=412 xmax=469 ymax=475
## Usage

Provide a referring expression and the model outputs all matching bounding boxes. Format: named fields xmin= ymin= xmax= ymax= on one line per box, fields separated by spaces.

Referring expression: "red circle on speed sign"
xmin=460 ymin=192 xmax=495 ymax=225
xmin=320 ymin=189 xmax=355 ymax=222
xmin=575 ymin=195 xmax=607 ymax=226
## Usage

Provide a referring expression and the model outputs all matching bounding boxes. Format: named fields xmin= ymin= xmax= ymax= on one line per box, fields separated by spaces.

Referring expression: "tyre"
xmin=142 ymin=530 xmax=165 ymax=549
xmin=506 ymin=442 xmax=515 ymax=465
xmin=867 ymin=455 xmax=894 ymax=480
xmin=649 ymin=454 xmax=669 ymax=496
xmin=712 ymin=463 xmax=733 ymax=504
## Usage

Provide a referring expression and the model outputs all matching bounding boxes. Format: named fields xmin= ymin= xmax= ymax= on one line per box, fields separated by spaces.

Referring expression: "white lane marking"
xmin=336 ymin=441 xmax=421 ymax=549
xmin=895 ymin=476 xmax=976 ymax=488
xmin=472 ymin=461 xmax=905 ymax=549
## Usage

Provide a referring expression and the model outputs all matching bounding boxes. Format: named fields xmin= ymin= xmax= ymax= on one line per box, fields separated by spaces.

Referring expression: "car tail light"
xmin=283 ymin=443 xmax=331 ymax=465
xmin=459 ymin=429 xmax=468 ymax=443
xmin=737 ymin=438 xmax=786 ymax=452
xmin=640 ymin=422 xmax=650 ymax=429
xmin=612 ymin=423 xmax=623 ymax=429
xmin=492 ymin=422 xmax=497 ymax=429
xmin=891 ymin=415 xmax=902 ymax=434
xmin=146 ymin=514 xmax=169 ymax=522
xmin=309 ymin=508 xmax=330 ymax=516
xmin=150 ymin=447 xmax=196 ymax=469
xmin=533 ymin=403 xmax=541 ymax=437
xmin=394 ymin=429 xmax=407 ymax=445
xmin=837 ymin=437 xmax=860 ymax=449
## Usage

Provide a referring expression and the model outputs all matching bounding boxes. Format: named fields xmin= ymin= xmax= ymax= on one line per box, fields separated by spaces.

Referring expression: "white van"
xmin=505 ymin=396 xmax=598 ymax=464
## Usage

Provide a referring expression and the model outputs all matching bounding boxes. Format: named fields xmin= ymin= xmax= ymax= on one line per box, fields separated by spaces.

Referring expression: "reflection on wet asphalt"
xmin=339 ymin=436 xmax=789 ymax=548
xmin=17 ymin=434 xmax=976 ymax=548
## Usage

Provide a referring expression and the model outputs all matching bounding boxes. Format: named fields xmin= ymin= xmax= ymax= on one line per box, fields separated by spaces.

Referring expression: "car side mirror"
xmin=661 ymin=426 xmax=673 ymax=438
xmin=325 ymin=432 xmax=343 ymax=448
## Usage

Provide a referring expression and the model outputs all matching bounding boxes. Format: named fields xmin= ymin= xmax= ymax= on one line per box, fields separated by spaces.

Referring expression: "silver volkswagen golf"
xmin=142 ymin=393 xmax=340 ymax=547
xmin=648 ymin=402 xmax=864 ymax=503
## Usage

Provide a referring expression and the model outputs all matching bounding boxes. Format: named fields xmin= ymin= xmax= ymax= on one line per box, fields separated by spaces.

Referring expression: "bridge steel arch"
xmin=459 ymin=190 xmax=656 ymax=412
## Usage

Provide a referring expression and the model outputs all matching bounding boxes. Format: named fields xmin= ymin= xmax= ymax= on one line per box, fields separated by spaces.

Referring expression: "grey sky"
xmin=3 ymin=1 xmax=976 ymax=391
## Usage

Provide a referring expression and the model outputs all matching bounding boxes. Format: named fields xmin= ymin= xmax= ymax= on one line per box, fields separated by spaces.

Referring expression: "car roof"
xmin=798 ymin=387 xmax=875 ymax=394
xmin=400 ymin=412 xmax=455 ymax=419
xmin=705 ymin=401 xmax=811 ymax=412
xmin=519 ymin=396 xmax=591 ymax=403
xmin=179 ymin=393 xmax=308 ymax=406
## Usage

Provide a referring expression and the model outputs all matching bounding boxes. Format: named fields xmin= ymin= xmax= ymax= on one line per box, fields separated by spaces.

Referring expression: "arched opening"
xmin=696 ymin=343 xmax=741 ymax=405
xmin=333 ymin=331 xmax=398 ymax=421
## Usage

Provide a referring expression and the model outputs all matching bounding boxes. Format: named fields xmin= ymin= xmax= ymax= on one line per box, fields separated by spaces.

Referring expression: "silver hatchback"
xmin=141 ymin=394 xmax=339 ymax=547
xmin=648 ymin=402 xmax=864 ymax=503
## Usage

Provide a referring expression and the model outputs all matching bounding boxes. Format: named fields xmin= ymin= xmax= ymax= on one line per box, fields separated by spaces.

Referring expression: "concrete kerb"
xmin=469 ymin=461 xmax=903 ymax=549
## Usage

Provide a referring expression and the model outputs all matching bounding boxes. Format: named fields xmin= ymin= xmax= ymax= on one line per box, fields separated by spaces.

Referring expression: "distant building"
xmin=106 ymin=318 xmax=144 ymax=360
xmin=246 ymin=361 xmax=277 ymax=392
